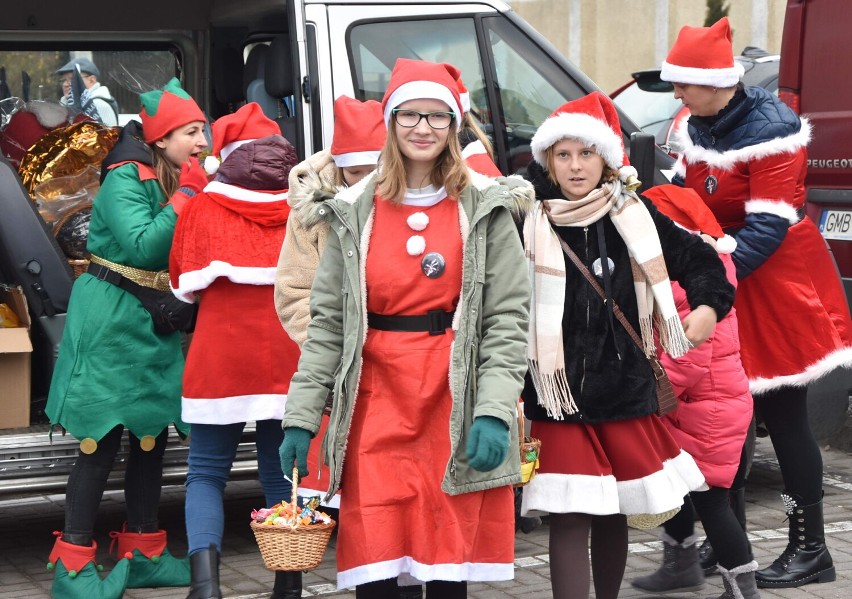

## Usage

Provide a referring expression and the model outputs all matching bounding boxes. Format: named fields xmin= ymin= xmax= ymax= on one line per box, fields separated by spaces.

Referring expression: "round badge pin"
xmin=704 ymin=174 xmax=718 ymax=195
xmin=421 ymin=252 xmax=446 ymax=278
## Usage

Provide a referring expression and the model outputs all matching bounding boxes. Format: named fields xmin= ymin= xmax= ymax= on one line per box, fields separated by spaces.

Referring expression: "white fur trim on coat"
xmin=204 ymin=180 xmax=288 ymax=203
xmin=744 ymin=199 xmax=801 ymax=224
xmin=749 ymin=347 xmax=852 ymax=396
xmin=660 ymin=61 xmax=745 ymax=88
xmin=182 ymin=393 xmax=285 ymax=424
xmin=337 ymin=556 xmax=513 ymax=590
xmin=172 ymin=261 xmax=276 ymax=302
xmin=531 ymin=112 xmax=624 ymax=170
xmin=677 ymin=119 xmax=812 ymax=171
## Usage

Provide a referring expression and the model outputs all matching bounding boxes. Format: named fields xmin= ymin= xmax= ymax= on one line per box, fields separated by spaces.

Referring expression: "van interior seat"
xmin=264 ymin=34 xmax=297 ymax=144
xmin=212 ymin=45 xmax=245 ymax=113
xmin=243 ymin=43 xmax=281 ymax=125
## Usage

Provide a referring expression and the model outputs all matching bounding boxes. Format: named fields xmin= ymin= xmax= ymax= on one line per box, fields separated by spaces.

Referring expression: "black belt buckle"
xmin=428 ymin=309 xmax=447 ymax=335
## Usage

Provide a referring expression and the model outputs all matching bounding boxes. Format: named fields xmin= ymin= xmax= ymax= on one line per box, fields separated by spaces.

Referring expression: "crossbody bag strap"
xmin=556 ymin=236 xmax=646 ymax=355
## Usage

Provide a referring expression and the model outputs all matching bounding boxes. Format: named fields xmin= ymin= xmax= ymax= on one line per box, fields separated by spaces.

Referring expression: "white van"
xmin=0 ymin=0 xmax=670 ymax=496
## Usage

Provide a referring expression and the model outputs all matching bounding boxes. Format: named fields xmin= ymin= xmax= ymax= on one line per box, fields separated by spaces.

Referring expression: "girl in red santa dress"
xmin=279 ymin=58 xmax=534 ymax=599
xmin=660 ymin=17 xmax=852 ymax=589
xmin=169 ymin=102 xmax=302 ymax=599
xmin=520 ymin=91 xmax=735 ymax=599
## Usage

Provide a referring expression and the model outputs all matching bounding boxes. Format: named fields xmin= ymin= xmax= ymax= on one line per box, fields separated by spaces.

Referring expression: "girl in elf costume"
xmin=519 ymin=91 xmax=735 ymax=599
xmin=170 ymin=101 xmax=302 ymax=599
xmin=279 ymin=58 xmax=533 ymax=599
xmin=45 ymin=77 xmax=208 ymax=598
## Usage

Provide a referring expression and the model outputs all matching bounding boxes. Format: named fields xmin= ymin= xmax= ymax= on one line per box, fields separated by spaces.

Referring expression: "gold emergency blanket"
xmin=19 ymin=121 xmax=118 ymax=194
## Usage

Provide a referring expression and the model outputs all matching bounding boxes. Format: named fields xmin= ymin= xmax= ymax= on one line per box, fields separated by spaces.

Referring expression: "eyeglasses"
xmin=392 ymin=108 xmax=455 ymax=130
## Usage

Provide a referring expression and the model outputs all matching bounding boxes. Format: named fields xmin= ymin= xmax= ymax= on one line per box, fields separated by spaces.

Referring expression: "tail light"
xmin=779 ymin=90 xmax=800 ymax=114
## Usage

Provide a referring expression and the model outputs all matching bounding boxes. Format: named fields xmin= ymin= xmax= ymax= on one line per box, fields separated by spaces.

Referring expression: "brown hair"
xmin=461 ymin=113 xmax=495 ymax=159
xmin=543 ymin=141 xmax=618 ymax=191
xmin=151 ymin=144 xmax=180 ymax=198
xmin=376 ymin=121 xmax=470 ymax=203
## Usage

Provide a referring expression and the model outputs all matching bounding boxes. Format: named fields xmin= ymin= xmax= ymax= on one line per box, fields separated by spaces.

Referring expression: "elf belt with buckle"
xmin=367 ymin=310 xmax=454 ymax=335
xmin=88 ymin=254 xmax=171 ymax=292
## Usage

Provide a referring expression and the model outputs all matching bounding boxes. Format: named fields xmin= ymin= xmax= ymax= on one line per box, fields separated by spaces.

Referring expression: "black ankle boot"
xmin=187 ymin=545 xmax=221 ymax=599
xmin=755 ymin=491 xmax=836 ymax=588
xmin=271 ymin=570 xmax=302 ymax=598
xmin=698 ymin=538 xmax=717 ymax=575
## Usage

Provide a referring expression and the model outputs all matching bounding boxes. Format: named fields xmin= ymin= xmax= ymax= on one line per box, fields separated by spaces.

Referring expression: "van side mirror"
xmin=629 ymin=131 xmax=656 ymax=195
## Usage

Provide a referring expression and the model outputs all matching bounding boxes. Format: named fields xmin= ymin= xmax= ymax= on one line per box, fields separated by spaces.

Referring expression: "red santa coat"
xmin=660 ymin=250 xmax=752 ymax=488
xmin=675 ymin=120 xmax=852 ymax=395
xmin=170 ymin=180 xmax=300 ymax=424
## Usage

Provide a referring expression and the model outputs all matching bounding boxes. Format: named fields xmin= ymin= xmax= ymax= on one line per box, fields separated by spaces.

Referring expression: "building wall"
xmin=509 ymin=0 xmax=787 ymax=93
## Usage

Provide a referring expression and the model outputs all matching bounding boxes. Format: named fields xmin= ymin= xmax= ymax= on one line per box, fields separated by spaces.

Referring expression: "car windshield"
xmin=612 ymin=82 xmax=682 ymax=137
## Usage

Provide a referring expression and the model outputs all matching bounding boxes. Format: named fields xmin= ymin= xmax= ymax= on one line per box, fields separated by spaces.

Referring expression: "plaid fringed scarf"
xmin=523 ymin=180 xmax=691 ymax=420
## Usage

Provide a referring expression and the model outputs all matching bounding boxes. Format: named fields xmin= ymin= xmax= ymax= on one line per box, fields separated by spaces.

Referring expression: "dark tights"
xmin=664 ymin=488 xmax=751 ymax=569
xmin=355 ymin=579 xmax=465 ymax=599
xmin=549 ymin=512 xmax=627 ymax=599
xmin=64 ymin=425 xmax=168 ymax=544
xmin=755 ymin=386 xmax=823 ymax=504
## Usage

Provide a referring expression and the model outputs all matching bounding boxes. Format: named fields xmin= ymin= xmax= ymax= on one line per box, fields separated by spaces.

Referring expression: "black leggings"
xmin=664 ymin=488 xmax=751 ymax=569
xmin=356 ymin=579 xmax=465 ymax=599
xmin=754 ymin=386 xmax=823 ymax=504
xmin=64 ymin=425 xmax=168 ymax=543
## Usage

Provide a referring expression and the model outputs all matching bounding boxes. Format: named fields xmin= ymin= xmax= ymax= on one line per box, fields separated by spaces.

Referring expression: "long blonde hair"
xmin=376 ymin=120 xmax=470 ymax=203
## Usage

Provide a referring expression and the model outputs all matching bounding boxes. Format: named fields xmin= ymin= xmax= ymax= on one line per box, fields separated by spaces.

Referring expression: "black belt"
xmin=367 ymin=310 xmax=454 ymax=335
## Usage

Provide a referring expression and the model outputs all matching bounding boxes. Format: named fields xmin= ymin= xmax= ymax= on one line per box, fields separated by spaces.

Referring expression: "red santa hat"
xmin=381 ymin=58 xmax=463 ymax=128
xmin=455 ymin=74 xmax=471 ymax=114
xmin=530 ymin=91 xmax=638 ymax=183
xmin=661 ymin=17 xmax=745 ymax=88
xmin=139 ymin=77 xmax=206 ymax=143
xmin=212 ymin=102 xmax=280 ymax=159
xmin=643 ymin=184 xmax=736 ymax=253
xmin=330 ymin=96 xmax=386 ymax=168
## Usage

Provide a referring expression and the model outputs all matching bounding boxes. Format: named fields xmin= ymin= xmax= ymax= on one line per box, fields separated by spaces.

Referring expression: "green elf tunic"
xmin=46 ymin=161 xmax=187 ymax=444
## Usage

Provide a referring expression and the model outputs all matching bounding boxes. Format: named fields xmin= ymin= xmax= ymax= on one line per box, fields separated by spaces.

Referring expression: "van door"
xmin=310 ymin=1 xmax=670 ymax=180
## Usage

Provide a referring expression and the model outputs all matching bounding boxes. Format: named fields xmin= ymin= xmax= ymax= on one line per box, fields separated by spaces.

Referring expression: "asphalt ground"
xmin=1 ymin=435 xmax=851 ymax=598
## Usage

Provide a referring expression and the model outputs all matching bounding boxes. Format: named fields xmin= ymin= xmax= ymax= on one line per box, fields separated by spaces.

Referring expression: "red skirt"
xmin=520 ymin=415 xmax=706 ymax=517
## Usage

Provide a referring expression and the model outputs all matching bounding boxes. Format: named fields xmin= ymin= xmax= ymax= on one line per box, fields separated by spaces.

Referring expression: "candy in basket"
xmin=250 ymin=468 xmax=336 ymax=571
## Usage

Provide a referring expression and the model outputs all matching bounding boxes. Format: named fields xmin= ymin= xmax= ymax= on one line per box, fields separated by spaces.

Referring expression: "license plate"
xmin=819 ymin=210 xmax=852 ymax=240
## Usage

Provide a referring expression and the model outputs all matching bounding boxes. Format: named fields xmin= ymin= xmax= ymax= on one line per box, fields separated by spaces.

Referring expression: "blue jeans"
xmin=185 ymin=420 xmax=291 ymax=554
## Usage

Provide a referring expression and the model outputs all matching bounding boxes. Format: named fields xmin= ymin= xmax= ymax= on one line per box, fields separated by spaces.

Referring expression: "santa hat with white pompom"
xmin=530 ymin=91 xmax=638 ymax=185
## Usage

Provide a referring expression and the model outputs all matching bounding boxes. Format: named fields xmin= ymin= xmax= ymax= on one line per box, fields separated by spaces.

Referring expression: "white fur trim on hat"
xmin=531 ymin=112 xmax=624 ymax=170
xmin=660 ymin=61 xmax=745 ymax=88
xmin=715 ymin=234 xmax=737 ymax=254
xmin=220 ymin=138 xmax=256 ymax=162
xmin=332 ymin=150 xmax=381 ymax=168
xmin=203 ymin=155 xmax=221 ymax=175
xmin=406 ymin=235 xmax=426 ymax=256
xmin=383 ymin=81 xmax=462 ymax=128
xmin=460 ymin=91 xmax=471 ymax=113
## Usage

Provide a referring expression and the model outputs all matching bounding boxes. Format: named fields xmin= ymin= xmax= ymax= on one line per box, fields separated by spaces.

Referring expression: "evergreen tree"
xmin=705 ymin=0 xmax=730 ymax=26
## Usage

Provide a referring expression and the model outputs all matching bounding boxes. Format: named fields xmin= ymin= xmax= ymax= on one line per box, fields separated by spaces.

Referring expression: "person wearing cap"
xmin=660 ymin=17 xmax=852 ymax=590
xmin=278 ymin=58 xmax=533 ymax=598
xmin=630 ymin=184 xmax=757 ymax=598
xmin=44 ymin=77 xmax=207 ymax=598
xmin=518 ymin=90 xmax=734 ymax=599
xmin=169 ymin=101 xmax=302 ymax=599
xmin=453 ymin=73 xmax=502 ymax=178
xmin=56 ymin=57 xmax=119 ymax=126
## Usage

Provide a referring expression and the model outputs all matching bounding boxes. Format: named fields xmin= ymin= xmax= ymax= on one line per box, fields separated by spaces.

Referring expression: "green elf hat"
xmin=139 ymin=77 xmax=206 ymax=143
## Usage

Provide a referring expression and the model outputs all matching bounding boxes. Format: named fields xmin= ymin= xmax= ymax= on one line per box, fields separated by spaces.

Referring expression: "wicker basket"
xmin=515 ymin=407 xmax=541 ymax=487
xmin=68 ymin=259 xmax=90 ymax=279
xmin=250 ymin=468 xmax=336 ymax=571
xmin=627 ymin=507 xmax=681 ymax=530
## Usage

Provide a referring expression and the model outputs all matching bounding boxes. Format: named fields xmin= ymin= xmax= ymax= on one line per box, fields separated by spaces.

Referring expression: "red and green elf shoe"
xmin=47 ymin=531 xmax=131 ymax=599
xmin=109 ymin=526 xmax=191 ymax=588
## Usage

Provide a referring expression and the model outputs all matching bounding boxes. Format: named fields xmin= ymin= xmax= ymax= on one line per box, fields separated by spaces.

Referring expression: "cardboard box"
xmin=0 ymin=285 xmax=32 ymax=429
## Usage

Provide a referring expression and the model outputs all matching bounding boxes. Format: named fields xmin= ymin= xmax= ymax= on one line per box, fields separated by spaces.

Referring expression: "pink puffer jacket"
xmin=660 ymin=251 xmax=753 ymax=488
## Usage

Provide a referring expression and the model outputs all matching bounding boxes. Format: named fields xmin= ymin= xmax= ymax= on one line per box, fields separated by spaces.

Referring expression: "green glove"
xmin=466 ymin=416 xmax=510 ymax=472
xmin=279 ymin=427 xmax=312 ymax=479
